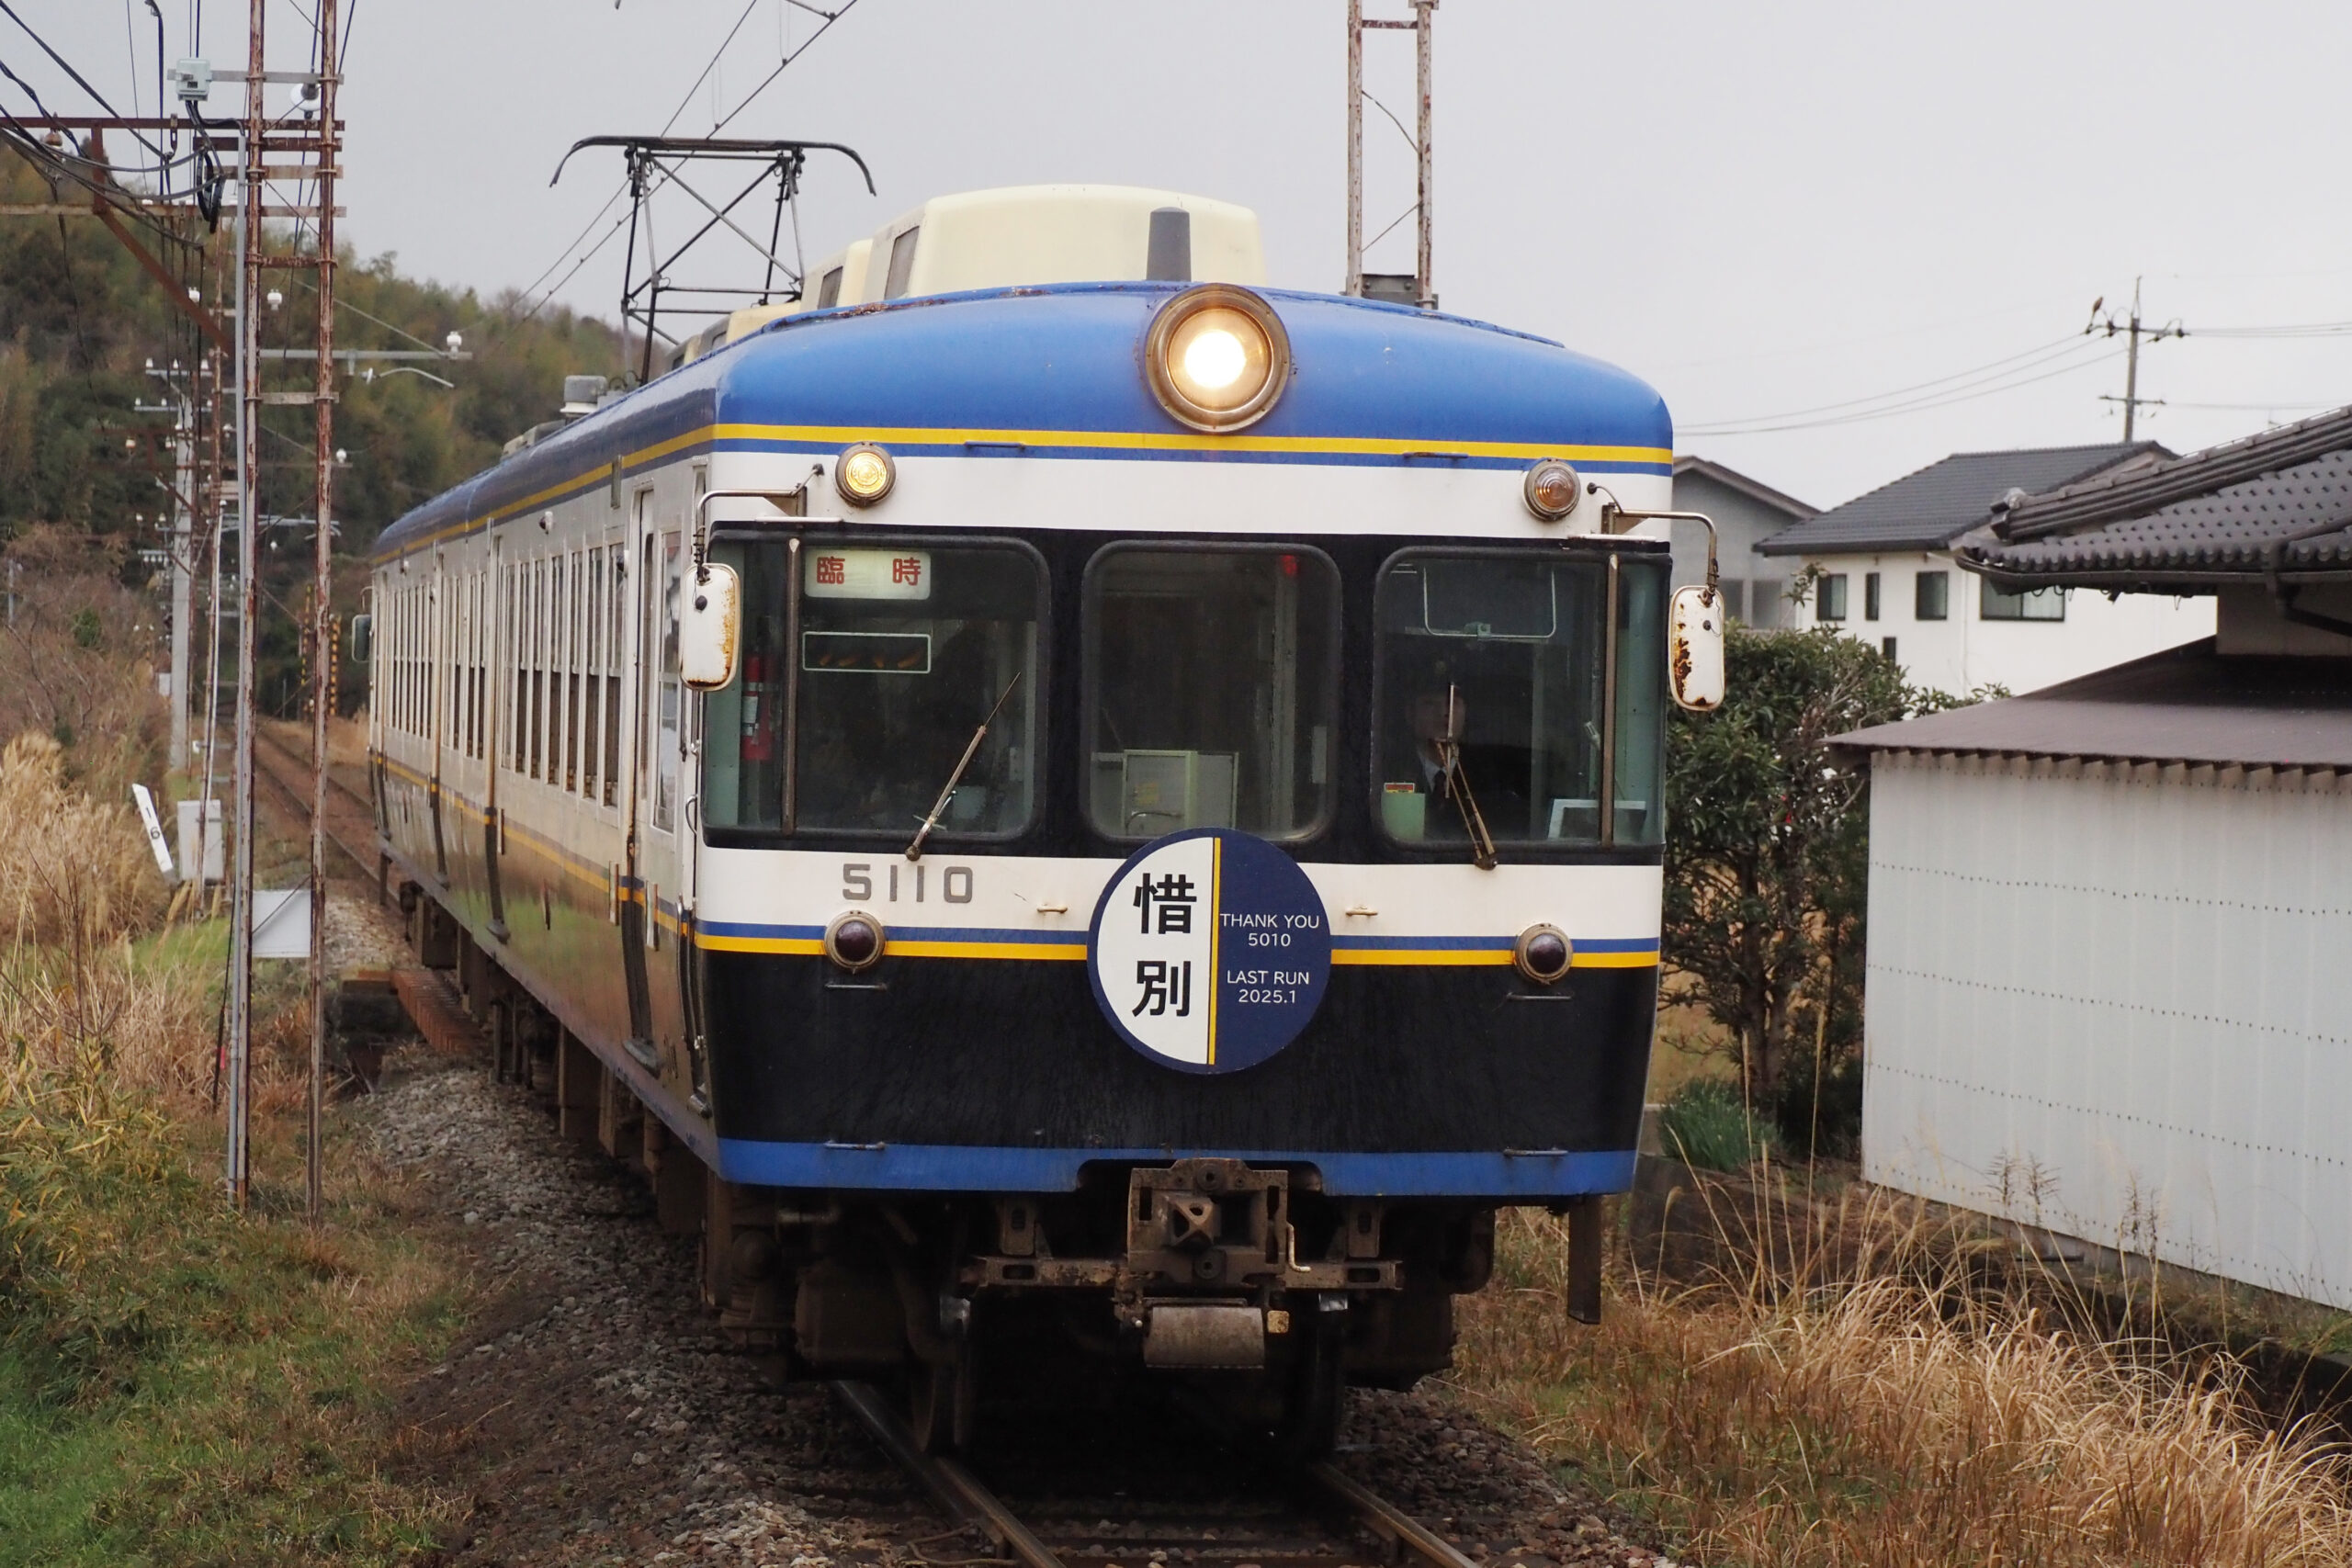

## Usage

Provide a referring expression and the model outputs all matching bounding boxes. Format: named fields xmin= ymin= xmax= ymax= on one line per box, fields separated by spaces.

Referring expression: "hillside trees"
xmin=0 ymin=146 xmax=627 ymax=716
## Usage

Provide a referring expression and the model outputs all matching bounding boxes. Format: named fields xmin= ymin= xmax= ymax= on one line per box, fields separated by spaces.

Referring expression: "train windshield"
xmin=1083 ymin=545 xmax=1340 ymax=840
xmin=1374 ymin=551 xmax=1668 ymax=847
xmin=701 ymin=539 xmax=1045 ymax=836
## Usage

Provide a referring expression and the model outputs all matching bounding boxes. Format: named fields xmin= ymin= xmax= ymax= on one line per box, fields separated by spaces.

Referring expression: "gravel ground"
xmin=350 ymin=893 xmax=1691 ymax=1567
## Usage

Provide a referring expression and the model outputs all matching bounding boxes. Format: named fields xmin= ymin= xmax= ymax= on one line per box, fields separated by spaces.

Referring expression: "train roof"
xmin=373 ymin=282 xmax=1673 ymax=563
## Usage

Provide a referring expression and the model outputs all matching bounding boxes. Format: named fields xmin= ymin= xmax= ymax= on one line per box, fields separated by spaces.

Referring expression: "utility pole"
xmin=2087 ymin=276 xmax=2184 ymax=442
xmin=1344 ymin=0 xmax=1437 ymax=309
xmin=227 ymin=0 xmax=265 ymax=1211
xmin=306 ymin=0 xmax=343 ymax=1229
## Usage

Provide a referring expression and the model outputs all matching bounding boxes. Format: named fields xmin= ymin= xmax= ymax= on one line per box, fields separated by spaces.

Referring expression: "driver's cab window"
xmin=1374 ymin=551 xmax=1667 ymax=847
xmin=701 ymin=538 xmax=1045 ymax=836
xmin=651 ymin=529 xmax=684 ymax=832
xmin=1083 ymin=545 xmax=1338 ymax=841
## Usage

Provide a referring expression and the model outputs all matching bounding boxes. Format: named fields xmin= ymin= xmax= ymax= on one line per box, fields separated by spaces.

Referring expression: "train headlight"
xmin=824 ymin=910 xmax=886 ymax=973
xmin=1513 ymin=923 xmax=1573 ymax=986
xmin=1145 ymin=284 xmax=1290 ymax=433
xmin=1523 ymin=459 xmax=1583 ymax=523
xmin=836 ymin=443 xmax=896 ymax=507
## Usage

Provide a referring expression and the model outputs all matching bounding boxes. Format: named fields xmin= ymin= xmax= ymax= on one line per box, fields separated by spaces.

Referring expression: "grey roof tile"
xmin=1756 ymin=442 xmax=2165 ymax=557
xmin=1958 ymin=405 xmax=2352 ymax=586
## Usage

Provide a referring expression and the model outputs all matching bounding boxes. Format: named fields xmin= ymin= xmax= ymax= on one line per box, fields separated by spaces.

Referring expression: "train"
xmin=363 ymin=184 xmax=1724 ymax=1457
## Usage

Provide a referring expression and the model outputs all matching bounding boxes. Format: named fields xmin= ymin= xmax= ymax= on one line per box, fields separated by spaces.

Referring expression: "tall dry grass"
xmin=0 ymin=732 xmax=199 ymax=1115
xmin=1454 ymin=1206 xmax=2352 ymax=1567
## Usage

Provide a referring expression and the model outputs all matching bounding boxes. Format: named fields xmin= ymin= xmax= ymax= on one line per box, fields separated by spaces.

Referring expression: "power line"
xmin=1680 ymin=334 xmax=2119 ymax=436
xmin=504 ymin=0 xmax=864 ymax=332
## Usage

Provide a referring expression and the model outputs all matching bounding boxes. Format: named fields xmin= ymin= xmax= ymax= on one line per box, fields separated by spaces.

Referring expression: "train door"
xmin=482 ymin=532 xmax=510 ymax=940
xmin=616 ymin=489 xmax=658 ymax=1056
xmin=426 ymin=565 xmax=451 ymax=884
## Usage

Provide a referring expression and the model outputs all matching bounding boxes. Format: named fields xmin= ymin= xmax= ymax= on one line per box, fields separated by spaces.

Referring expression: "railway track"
xmin=250 ymin=720 xmax=379 ymax=874
xmin=831 ymin=1379 xmax=1479 ymax=1568
xmin=254 ymin=729 xmax=1667 ymax=1566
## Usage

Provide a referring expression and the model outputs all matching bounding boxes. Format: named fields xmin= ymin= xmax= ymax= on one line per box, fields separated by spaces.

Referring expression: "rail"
xmin=831 ymin=1379 xmax=1481 ymax=1568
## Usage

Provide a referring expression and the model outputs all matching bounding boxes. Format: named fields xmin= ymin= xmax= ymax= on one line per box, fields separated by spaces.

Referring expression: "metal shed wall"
xmin=1860 ymin=750 xmax=2352 ymax=1307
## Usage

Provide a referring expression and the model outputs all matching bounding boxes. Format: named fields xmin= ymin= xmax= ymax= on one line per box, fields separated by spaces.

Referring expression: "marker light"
xmin=1523 ymin=459 xmax=1583 ymax=523
xmin=836 ymin=443 xmax=896 ymax=506
xmin=824 ymin=910 xmax=886 ymax=973
xmin=1145 ymin=284 xmax=1290 ymax=433
xmin=1514 ymin=923 xmax=1573 ymax=986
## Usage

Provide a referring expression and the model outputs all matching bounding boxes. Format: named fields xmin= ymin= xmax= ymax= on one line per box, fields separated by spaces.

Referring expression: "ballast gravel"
xmin=356 ymin=948 xmax=1690 ymax=1563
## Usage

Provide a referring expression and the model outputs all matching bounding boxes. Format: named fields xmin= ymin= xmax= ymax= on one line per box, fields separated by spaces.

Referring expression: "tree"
xmin=1662 ymin=627 xmax=1973 ymax=1112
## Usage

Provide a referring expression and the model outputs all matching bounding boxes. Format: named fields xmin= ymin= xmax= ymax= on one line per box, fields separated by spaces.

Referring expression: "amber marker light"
xmin=824 ymin=911 xmax=886 ymax=972
xmin=1145 ymin=284 xmax=1291 ymax=433
xmin=1523 ymin=459 xmax=1583 ymax=522
xmin=836 ymin=443 xmax=896 ymax=506
xmin=1514 ymin=924 xmax=1573 ymax=985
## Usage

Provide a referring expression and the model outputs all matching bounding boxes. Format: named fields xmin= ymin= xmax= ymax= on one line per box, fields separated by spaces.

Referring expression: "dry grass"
xmin=0 ymin=723 xmax=470 ymax=1563
xmin=1454 ymin=1206 xmax=2352 ymax=1566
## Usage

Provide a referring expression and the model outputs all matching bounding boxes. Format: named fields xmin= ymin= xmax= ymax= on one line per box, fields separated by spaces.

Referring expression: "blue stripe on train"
xmin=713 ymin=1139 xmax=1637 ymax=1198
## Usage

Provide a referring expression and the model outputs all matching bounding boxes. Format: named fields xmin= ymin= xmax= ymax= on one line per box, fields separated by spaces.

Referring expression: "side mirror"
xmin=347 ymin=612 xmax=371 ymax=665
xmin=1668 ymin=584 xmax=1726 ymax=712
xmin=680 ymin=563 xmax=742 ymax=691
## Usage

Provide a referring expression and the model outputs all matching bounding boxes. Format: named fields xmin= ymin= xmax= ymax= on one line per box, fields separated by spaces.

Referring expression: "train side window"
xmin=1081 ymin=545 xmax=1339 ymax=842
xmin=1371 ymin=550 xmax=1669 ymax=849
xmin=701 ymin=537 xmax=1046 ymax=838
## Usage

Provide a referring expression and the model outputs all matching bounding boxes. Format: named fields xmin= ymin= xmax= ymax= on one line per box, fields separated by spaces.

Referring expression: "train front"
xmin=681 ymin=220 xmax=1706 ymax=1450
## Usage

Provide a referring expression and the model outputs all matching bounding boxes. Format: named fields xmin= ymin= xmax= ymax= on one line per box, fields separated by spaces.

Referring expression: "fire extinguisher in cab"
xmin=741 ymin=653 xmax=775 ymax=761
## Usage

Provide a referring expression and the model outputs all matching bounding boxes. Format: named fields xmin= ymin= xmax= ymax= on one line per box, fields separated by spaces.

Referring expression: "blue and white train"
xmin=366 ymin=185 xmax=1723 ymax=1455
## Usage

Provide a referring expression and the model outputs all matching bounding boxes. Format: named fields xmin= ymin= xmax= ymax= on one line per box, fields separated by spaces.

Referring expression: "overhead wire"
xmin=0 ymin=0 xmax=171 ymax=163
xmin=1684 ymin=341 xmax=2122 ymax=436
xmin=503 ymin=0 xmax=862 ymax=332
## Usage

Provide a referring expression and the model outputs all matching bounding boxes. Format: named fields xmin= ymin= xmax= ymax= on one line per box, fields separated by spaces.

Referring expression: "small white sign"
xmin=253 ymin=888 xmax=311 ymax=960
xmin=177 ymin=798 xmax=224 ymax=885
xmin=805 ymin=547 xmax=933 ymax=601
xmin=129 ymin=784 xmax=175 ymax=875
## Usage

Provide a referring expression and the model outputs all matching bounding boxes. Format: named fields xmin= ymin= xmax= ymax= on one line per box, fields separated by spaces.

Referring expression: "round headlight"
xmin=1523 ymin=459 xmax=1583 ymax=523
xmin=1513 ymin=923 xmax=1573 ymax=986
xmin=837 ymin=443 xmax=896 ymax=507
xmin=824 ymin=910 xmax=886 ymax=973
xmin=1145 ymin=284 xmax=1290 ymax=433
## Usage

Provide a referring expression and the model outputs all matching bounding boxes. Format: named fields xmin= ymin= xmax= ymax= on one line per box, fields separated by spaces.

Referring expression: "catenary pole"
xmin=306 ymin=0 xmax=341 ymax=1228
xmin=226 ymin=0 xmax=264 ymax=1209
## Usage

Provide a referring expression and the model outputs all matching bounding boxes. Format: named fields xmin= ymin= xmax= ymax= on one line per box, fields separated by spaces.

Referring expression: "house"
xmin=1831 ymin=405 xmax=2352 ymax=1308
xmin=1758 ymin=443 xmax=2216 ymax=695
xmin=1667 ymin=455 xmax=1817 ymax=628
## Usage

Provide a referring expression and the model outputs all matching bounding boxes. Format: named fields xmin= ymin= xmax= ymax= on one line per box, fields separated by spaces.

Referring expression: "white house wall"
xmin=1792 ymin=550 xmax=2212 ymax=697
xmin=1860 ymin=750 xmax=2352 ymax=1308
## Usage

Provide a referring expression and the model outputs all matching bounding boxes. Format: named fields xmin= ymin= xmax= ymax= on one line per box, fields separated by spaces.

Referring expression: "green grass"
xmin=1 ymin=1044 xmax=471 ymax=1564
xmin=1657 ymin=1077 xmax=1774 ymax=1172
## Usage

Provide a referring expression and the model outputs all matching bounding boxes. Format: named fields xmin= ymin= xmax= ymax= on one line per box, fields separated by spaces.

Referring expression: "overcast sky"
xmin=17 ymin=1 xmax=2352 ymax=507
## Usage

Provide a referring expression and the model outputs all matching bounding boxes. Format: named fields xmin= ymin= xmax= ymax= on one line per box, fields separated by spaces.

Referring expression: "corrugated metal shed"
xmin=1833 ymin=642 xmax=2352 ymax=771
xmin=1860 ymin=750 xmax=2352 ymax=1308
xmin=1756 ymin=443 xmax=2165 ymax=558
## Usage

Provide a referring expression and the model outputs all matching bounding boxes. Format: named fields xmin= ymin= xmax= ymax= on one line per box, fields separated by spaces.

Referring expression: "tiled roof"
xmin=1757 ymin=443 xmax=2165 ymax=557
xmin=1957 ymin=405 xmax=2352 ymax=587
xmin=1670 ymin=455 xmax=1817 ymax=521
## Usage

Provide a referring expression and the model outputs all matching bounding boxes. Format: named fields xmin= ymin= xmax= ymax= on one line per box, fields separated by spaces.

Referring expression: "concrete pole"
xmin=306 ymin=0 xmax=341 ymax=1228
xmin=227 ymin=0 xmax=264 ymax=1210
xmin=169 ymin=393 xmax=192 ymax=771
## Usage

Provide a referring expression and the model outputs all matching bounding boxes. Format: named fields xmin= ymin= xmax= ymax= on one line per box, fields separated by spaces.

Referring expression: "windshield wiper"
xmin=906 ymin=671 xmax=1023 ymax=862
xmin=1436 ymin=683 xmax=1498 ymax=870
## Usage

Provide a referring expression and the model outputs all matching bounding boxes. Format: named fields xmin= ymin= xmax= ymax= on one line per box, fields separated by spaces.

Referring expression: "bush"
xmin=1771 ymin=1042 xmax=1864 ymax=1159
xmin=1658 ymin=1077 xmax=1774 ymax=1172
